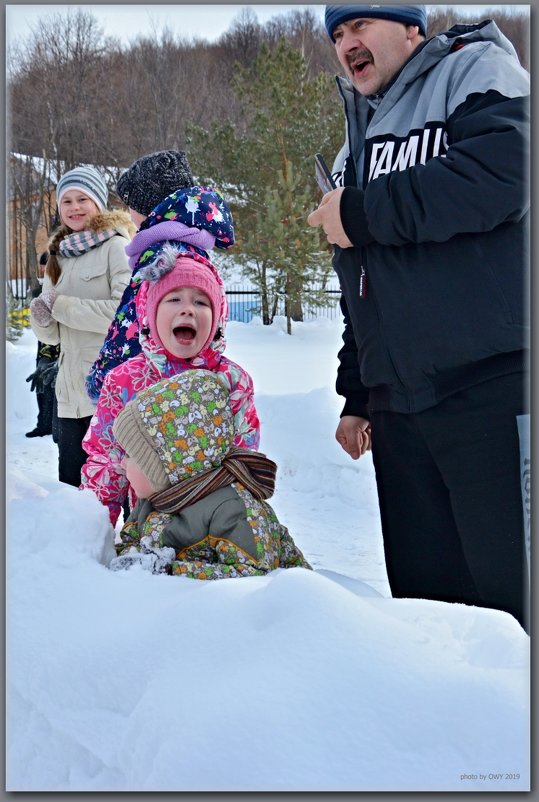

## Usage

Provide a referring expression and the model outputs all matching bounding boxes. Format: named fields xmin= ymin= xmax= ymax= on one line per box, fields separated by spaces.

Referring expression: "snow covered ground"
xmin=6 ymin=320 xmax=530 ymax=792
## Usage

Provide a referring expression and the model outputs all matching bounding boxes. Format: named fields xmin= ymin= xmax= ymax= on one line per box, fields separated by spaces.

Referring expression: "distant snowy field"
xmin=6 ymin=320 xmax=530 ymax=792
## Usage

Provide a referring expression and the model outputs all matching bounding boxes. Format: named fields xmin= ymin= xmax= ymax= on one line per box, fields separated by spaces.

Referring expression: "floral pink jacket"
xmin=80 ymin=278 xmax=260 ymax=525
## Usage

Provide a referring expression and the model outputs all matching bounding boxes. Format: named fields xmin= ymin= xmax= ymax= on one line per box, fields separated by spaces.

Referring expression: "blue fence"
xmin=7 ymin=279 xmax=342 ymax=323
xmin=226 ymin=287 xmax=341 ymax=323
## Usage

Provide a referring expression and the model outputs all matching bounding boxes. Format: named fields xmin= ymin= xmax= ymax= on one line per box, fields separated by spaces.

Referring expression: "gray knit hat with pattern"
xmin=56 ymin=166 xmax=108 ymax=211
xmin=116 ymin=150 xmax=194 ymax=216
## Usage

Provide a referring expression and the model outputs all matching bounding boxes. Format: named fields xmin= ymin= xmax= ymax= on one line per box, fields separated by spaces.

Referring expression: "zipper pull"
xmin=359 ymin=265 xmax=367 ymax=299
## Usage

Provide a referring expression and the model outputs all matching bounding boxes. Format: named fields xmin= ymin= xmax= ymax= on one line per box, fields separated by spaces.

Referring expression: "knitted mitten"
xmin=30 ymin=296 xmax=53 ymax=327
xmin=30 ymin=288 xmax=58 ymax=327
xmin=40 ymin=288 xmax=59 ymax=311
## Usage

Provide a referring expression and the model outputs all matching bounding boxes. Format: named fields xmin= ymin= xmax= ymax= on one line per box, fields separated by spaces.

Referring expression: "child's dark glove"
xmin=40 ymin=360 xmax=59 ymax=390
xmin=26 ymin=357 xmax=53 ymax=393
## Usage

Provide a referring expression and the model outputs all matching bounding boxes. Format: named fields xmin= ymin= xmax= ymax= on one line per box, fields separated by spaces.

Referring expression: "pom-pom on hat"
xmin=325 ymin=5 xmax=427 ymax=40
xmin=116 ymin=150 xmax=194 ymax=216
xmin=140 ymin=245 xmax=226 ymax=355
xmin=56 ymin=166 xmax=108 ymax=211
xmin=113 ymin=369 xmax=234 ymax=493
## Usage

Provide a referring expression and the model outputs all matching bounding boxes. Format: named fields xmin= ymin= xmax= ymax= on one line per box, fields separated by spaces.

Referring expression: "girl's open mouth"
xmin=173 ymin=325 xmax=196 ymax=345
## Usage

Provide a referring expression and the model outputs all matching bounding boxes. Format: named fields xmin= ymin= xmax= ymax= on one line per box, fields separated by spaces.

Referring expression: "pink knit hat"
xmin=142 ymin=247 xmax=225 ymax=355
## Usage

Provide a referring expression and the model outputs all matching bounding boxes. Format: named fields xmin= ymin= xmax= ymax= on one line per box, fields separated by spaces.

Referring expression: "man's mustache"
xmin=347 ymin=48 xmax=372 ymax=67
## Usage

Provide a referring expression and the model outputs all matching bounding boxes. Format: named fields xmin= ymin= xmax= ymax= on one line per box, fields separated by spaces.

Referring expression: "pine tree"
xmin=188 ymin=39 xmax=342 ymax=329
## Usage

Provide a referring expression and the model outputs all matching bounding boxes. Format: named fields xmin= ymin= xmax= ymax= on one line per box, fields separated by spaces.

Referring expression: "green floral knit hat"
xmin=113 ymin=369 xmax=234 ymax=493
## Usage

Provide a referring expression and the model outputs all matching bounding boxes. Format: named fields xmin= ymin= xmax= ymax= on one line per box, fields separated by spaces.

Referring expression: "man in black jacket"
xmin=308 ymin=5 xmax=530 ymax=631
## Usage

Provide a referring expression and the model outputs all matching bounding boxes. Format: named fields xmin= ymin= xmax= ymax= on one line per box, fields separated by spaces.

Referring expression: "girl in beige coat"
xmin=30 ymin=165 xmax=135 ymax=487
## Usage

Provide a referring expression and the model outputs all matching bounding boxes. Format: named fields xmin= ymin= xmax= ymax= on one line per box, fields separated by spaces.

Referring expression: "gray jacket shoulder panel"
xmin=142 ymin=485 xmax=258 ymax=559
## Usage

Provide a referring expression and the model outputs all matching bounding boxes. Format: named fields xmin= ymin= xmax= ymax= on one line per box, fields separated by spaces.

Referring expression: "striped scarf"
xmin=149 ymin=448 xmax=277 ymax=514
xmin=59 ymin=228 xmax=117 ymax=258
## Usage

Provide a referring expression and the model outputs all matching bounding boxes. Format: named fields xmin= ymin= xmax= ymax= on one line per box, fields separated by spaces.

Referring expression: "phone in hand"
xmin=314 ymin=152 xmax=337 ymax=194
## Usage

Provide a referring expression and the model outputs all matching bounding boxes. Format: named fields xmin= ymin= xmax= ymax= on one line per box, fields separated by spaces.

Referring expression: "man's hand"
xmin=336 ymin=415 xmax=371 ymax=459
xmin=307 ymin=187 xmax=353 ymax=248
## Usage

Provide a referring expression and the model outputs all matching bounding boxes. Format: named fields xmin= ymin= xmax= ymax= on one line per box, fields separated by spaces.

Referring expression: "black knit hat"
xmin=116 ymin=150 xmax=194 ymax=216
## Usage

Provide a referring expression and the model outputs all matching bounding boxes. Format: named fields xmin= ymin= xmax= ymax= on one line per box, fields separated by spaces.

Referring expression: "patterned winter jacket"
xmin=112 ymin=482 xmax=311 ymax=579
xmin=85 ymin=186 xmax=235 ymax=402
xmin=80 ymin=262 xmax=260 ymax=525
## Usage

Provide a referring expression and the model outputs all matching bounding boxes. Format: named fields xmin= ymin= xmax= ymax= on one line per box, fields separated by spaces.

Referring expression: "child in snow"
xmin=109 ymin=369 xmax=311 ymax=578
xmin=86 ymin=149 xmax=235 ymax=401
xmin=81 ymin=245 xmax=260 ymax=525
xmin=30 ymin=165 xmax=134 ymax=487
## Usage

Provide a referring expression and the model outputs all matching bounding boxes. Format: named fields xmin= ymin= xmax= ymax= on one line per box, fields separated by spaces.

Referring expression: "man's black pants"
xmin=370 ymin=372 xmax=529 ymax=632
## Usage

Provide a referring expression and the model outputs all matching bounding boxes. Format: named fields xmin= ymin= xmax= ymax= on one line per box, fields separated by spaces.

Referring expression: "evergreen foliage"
xmin=7 ymin=6 xmax=529 ymax=332
xmin=188 ymin=40 xmax=342 ymax=327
